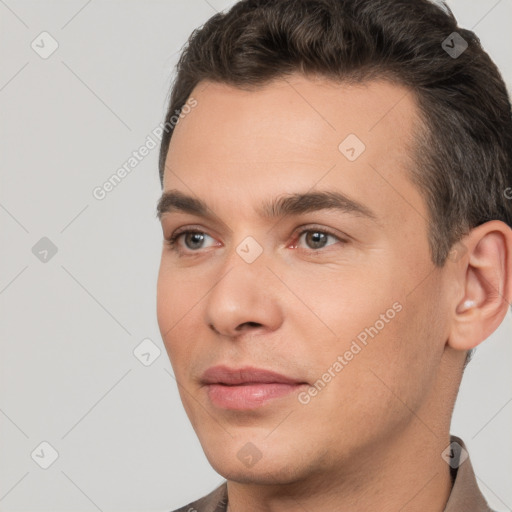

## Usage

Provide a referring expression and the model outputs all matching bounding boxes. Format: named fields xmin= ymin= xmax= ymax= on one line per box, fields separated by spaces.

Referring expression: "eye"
xmin=165 ymin=229 xmax=218 ymax=253
xmin=295 ymin=228 xmax=345 ymax=251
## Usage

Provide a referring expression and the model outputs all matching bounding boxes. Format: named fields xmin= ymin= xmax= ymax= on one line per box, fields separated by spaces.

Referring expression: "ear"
xmin=448 ymin=220 xmax=512 ymax=351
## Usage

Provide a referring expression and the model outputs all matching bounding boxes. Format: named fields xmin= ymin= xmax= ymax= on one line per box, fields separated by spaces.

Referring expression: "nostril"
xmin=237 ymin=321 xmax=262 ymax=330
xmin=208 ymin=321 xmax=263 ymax=336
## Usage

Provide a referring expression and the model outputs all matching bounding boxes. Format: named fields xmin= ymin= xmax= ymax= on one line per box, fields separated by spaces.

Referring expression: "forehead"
xmin=163 ymin=74 xmax=426 ymax=229
xmin=167 ymin=75 xmax=419 ymax=154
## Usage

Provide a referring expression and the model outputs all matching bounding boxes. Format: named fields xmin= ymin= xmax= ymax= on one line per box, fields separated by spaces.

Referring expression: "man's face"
xmin=157 ymin=75 xmax=453 ymax=484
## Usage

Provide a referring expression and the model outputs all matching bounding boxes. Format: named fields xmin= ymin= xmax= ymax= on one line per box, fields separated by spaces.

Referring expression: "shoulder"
xmin=170 ymin=482 xmax=228 ymax=512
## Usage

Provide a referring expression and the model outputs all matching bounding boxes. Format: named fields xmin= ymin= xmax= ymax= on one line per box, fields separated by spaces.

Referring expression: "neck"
xmin=226 ymin=424 xmax=454 ymax=512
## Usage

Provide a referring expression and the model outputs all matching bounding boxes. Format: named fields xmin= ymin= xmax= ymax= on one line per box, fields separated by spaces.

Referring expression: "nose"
xmin=203 ymin=252 xmax=284 ymax=338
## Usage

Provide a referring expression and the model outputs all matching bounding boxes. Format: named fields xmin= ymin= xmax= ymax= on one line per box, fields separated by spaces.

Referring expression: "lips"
xmin=201 ymin=365 xmax=308 ymax=410
xmin=201 ymin=365 xmax=306 ymax=386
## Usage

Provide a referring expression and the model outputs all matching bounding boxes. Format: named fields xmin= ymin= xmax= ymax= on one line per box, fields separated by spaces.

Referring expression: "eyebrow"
xmin=156 ymin=189 xmax=378 ymax=223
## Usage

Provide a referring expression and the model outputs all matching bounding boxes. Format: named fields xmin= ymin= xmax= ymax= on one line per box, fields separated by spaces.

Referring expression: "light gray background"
xmin=1 ymin=1 xmax=511 ymax=511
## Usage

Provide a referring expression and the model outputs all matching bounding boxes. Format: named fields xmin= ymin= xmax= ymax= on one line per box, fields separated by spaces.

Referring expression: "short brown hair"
xmin=158 ymin=0 xmax=512 ymax=268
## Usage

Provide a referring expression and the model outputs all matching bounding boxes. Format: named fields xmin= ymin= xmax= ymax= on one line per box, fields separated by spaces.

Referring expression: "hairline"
xmin=159 ymin=72 xmax=444 ymax=263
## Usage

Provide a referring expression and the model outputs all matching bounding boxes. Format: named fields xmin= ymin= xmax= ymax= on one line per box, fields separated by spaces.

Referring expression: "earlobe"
xmin=447 ymin=221 xmax=512 ymax=352
xmin=449 ymin=300 xmax=484 ymax=351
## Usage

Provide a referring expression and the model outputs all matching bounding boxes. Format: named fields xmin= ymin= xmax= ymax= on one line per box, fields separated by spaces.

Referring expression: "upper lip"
xmin=201 ymin=365 xmax=306 ymax=386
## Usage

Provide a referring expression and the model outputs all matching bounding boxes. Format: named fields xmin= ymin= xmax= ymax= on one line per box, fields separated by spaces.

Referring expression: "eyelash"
xmin=164 ymin=226 xmax=347 ymax=255
xmin=164 ymin=229 xmax=216 ymax=253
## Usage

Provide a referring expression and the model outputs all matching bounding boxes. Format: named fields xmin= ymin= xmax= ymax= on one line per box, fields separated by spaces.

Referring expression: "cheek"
xmin=156 ymin=261 xmax=196 ymax=361
xmin=156 ymin=258 xmax=205 ymax=332
xmin=156 ymin=264 xmax=177 ymax=337
xmin=310 ymin=302 xmax=429 ymax=441
xmin=284 ymin=262 xmax=396 ymax=342
xmin=292 ymin=263 xmax=425 ymax=392
xmin=355 ymin=290 xmax=443 ymax=414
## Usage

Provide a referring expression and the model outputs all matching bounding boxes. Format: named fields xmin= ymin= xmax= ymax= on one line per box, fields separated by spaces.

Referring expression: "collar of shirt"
xmin=171 ymin=435 xmax=494 ymax=512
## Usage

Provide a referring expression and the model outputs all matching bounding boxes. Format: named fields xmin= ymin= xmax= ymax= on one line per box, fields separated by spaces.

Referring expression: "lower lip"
xmin=206 ymin=383 xmax=305 ymax=410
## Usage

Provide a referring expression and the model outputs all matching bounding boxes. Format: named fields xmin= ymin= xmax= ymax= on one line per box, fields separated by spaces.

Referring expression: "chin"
xmin=202 ymin=442 xmax=312 ymax=485
xmin=213 ymin=462 xmax=306 ymax=486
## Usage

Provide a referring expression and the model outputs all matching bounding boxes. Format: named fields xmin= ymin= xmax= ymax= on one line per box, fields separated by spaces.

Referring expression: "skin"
xmin=156 ymin=74 xmax=512 ymax=512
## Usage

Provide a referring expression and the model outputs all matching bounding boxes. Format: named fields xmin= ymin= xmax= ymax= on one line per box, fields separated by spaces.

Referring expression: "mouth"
xmin=201 ymin=365 xmax=309 ymax=410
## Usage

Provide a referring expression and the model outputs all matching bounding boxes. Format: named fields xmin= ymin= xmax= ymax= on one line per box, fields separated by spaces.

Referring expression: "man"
xmin=155 ymin=0 xmax=512 ymax=510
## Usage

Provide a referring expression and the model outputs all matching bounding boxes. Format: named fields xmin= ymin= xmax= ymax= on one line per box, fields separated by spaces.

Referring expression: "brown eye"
xmin=306 ymin=231 xmax=328 ymax=249
xmin=297 ymin=230 xmax=340 ymax=250
xmin=166 ymin=230 xmax=217 ymax=253
xmin=184 ymin=232 xmax=206 ymax=250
